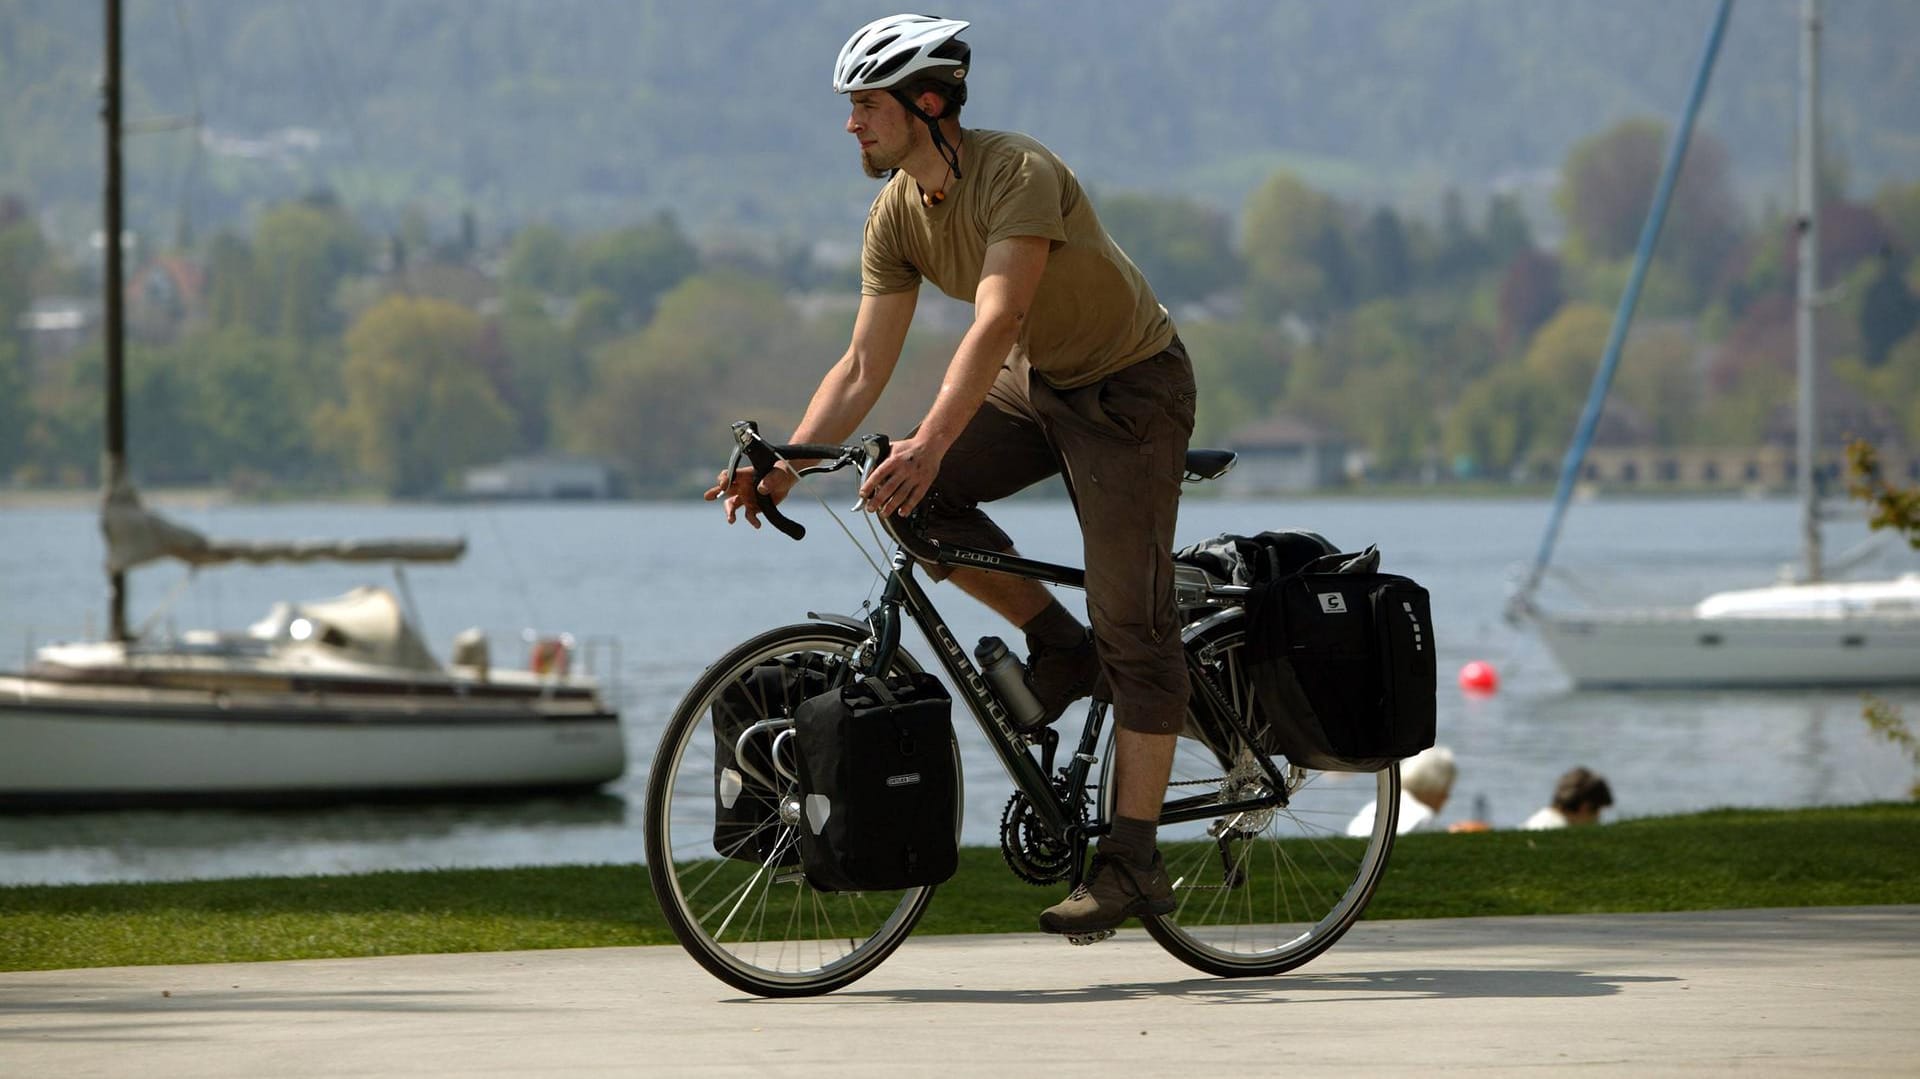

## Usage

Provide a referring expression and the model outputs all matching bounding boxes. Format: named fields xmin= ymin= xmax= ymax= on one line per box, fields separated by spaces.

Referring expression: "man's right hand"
xmin=705 ymin=464 xmax=797 ymax=529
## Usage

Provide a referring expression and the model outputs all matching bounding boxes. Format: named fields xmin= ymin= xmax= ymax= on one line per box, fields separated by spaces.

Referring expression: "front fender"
xmin=806 ymin=610 xmax=872 ymax=635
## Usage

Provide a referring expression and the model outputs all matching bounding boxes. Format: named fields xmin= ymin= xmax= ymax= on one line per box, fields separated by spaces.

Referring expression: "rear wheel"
xmin=1103 ymin=611 xmax=1399 ymax=977
xmin=643 ymin=622 xmax=947 ymax=997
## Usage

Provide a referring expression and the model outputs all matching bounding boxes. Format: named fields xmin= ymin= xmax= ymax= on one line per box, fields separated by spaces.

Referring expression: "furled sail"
xmin=101 ymin=476 xmax=466 ymax=574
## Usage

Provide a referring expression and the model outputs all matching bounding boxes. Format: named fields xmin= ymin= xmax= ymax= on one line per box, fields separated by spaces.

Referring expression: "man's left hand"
xmin=859 ymin=434 xmax=944 ymax=517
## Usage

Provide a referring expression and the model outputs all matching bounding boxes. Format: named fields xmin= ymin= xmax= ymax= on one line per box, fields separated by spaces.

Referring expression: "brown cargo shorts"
xmin=917 ymin=337 xmax=1197 ymax=734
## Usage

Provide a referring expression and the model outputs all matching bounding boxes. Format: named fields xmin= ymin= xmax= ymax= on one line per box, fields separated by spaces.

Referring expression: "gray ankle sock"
xmin=1100 ymin=814 xmax=1158 ymax=869
xmin=1021 ymin=599 xmax=1086 ymax=654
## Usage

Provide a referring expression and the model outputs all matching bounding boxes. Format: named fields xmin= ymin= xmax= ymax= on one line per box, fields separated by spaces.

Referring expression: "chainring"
xmin=998 ymin=788 xmax=1076 ymax=886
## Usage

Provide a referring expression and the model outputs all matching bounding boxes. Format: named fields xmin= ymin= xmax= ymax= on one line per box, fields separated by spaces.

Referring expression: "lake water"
xmin=2 ymin=489 xmax=1916 ymax=885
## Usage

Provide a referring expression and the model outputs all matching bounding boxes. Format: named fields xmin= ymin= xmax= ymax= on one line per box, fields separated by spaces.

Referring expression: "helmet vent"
xmin=864 ymin=50 xmax=916 ymax=85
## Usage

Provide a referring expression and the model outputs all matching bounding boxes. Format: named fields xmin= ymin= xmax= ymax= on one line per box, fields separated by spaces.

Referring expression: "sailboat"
xmin=0 ymin=1 xmax=625 ymax=805
xmin=1516 ymin=0 xmax=1920 ymax=689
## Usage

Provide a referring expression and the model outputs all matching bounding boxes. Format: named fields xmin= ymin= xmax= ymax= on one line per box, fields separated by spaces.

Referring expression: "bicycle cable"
xmin=769 ymin=446 xmax=894 ymax=582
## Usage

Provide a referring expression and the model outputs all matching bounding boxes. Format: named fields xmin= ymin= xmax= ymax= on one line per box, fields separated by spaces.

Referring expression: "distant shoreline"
xmin=0 ymin=483 xmax=1818 ymax=511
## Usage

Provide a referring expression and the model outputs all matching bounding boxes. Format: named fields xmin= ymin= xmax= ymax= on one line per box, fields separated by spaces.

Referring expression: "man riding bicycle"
xmin=708 ymin=13 xmax=1196 ymax=937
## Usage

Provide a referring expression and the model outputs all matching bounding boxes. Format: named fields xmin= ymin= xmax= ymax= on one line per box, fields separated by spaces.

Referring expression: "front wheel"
xmin=1102 ymin=611 xmax=1400 ymax=977
xmin=644 ymin=622 xmax=948 ymax=997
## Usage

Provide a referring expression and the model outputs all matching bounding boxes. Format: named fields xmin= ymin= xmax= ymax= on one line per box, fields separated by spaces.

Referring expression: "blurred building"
xmin=1220 ymin=415 xmax=1350 ymax=494
xmin=462 ymin=454 xmax=617 ymax=500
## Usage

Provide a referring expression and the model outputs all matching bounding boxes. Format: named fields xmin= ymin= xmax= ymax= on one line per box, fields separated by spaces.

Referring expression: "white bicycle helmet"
xmin=833 ymin=14 xmax=972 ymax=180
xmin=832 ymin=14 xmax=970 ymax=94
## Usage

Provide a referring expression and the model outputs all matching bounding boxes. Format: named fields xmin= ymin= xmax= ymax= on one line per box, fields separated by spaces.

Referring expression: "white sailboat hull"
xmin=0 ymin=676 xmax=625 ymax=804
xmin=1535 ymin=609 xmax=1920 ymax=688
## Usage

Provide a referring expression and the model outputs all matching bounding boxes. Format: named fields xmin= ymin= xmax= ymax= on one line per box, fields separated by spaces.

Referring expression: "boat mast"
xmin=1506 ymin=0 xmax=1734 ymax=620
xmin=102 ymin=0 xmax=129 ymax=641
xmin=1796 ymin=0 xmax=1822 ymax=584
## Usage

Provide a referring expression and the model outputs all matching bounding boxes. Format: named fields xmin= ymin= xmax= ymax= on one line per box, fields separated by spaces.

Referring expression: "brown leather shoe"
xmin=1037 ymin=852 xmax=1175 ymax=935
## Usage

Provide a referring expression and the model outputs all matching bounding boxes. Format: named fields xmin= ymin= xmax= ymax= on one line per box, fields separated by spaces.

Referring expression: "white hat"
xmin=1401 ymin=745 xmax=1457 ymax=803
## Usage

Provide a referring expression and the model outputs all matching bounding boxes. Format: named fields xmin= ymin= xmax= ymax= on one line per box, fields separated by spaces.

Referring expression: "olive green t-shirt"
xmin=860 ymin=129 xmax=1176 ymax=390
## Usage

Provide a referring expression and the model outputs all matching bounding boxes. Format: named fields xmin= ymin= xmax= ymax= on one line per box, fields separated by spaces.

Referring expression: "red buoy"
xmin=1458 ymin=660 xmax=1499 ymax=695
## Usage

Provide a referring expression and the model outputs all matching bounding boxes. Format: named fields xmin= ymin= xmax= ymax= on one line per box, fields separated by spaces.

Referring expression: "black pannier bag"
xmin=791 ymin=672 xmax=960 ymax=893
xmin=1223 ymin=539 xmax=1438 ymax=773
xmin=1175 ymin=529 xmax=1338 ymax=587
xmin=711 ymin=655 xmax=836 ymax=866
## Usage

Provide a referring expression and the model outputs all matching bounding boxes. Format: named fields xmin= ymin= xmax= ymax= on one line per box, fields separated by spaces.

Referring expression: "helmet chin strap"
xmin=892 ymin=90 xmax=964 ymax=182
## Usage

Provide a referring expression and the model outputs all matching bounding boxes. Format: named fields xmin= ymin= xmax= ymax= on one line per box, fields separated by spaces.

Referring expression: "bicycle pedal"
xmin=1064 ymin=930 xmax=1115 ymax=947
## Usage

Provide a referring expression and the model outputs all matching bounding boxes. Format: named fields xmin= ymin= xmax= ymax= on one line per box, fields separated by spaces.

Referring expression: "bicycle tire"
xmin=1102 ymin=610 xmax=1400 ymax=978
xmin=643 ymin=622 xmax=951 ymax=997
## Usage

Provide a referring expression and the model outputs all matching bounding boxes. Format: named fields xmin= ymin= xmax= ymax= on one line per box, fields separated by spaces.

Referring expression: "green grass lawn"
xmin=2 ymin=802 xmax=1915 ymax=973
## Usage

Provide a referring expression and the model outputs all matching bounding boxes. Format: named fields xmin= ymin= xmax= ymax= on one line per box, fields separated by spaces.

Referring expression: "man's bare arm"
xmin=790 ymin=288 xmax=918 ymax=445
xmin=707 ymin=288 xmax=917 ymax=526
xmin=860 ymin=235 xmax=1051 ymax=517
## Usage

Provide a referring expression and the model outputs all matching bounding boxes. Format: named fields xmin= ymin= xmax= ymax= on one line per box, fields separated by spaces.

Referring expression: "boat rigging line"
xmin=1506 ymin=0 xmax=1735 ymax=625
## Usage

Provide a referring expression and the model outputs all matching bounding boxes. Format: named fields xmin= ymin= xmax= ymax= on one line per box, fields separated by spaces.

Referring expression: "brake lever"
xmin=721 ymin=444 xmax=744 ymax=493
xmin=729 ymin=420 xmax=806 ymax=541
xmin=846 ymin=432 xmax=896 ymax=514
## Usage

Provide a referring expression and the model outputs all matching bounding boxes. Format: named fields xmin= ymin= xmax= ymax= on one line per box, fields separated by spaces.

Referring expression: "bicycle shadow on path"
xmin=805 ymin=967 xmax=1675 ymax=1006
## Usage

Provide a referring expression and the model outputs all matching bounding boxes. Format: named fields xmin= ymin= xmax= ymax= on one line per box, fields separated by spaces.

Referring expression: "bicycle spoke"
xmin=1118 ymin=616 xmax=1397 ymax=977
xmin=645 ymin=625 xmax=941 ymax=996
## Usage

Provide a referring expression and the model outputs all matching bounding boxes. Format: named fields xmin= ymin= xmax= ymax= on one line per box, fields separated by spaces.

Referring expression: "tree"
xmin=1873 ymin=180 xmax=1920 ymax=258
xmin=504 ymin=223 xmax=578 ymax=296
xmin=1496 ymin=249 xmax=1564 ymax=355
xmin=1353 ymin=207 xmax=1412 ymax=302
xmin=250 ymin=200 xmax=370 ymax=341
xmin=326 ymin=296 xmax=516 ymax=495
xmin=1098 ymin=192 xmax=1241 ymax=305
xmin=1615 ymin=323 xmax=1701 ymax=448
xmin=205 ymin=232 xmax=261 ymax=330
xmin=1314 ymin=300 xmax=1466 ymax=477
xmin=1442 ymin=366 xmax=1569 ymax=479
xmin=1847 ymin=440 xmax=1920 ymax=551
xmin=0 ymin=207 xmax=42 ymax=343
xmin=1484 ymin=192 xmax=1534 ymax=268
xmin=0 ymin=207 xmax=41 ymax=478
xmin=23 ymin=342 xmax=103 ymax=486
xmin=578 ymin=212 xmax=700 ymax=328
xmin=1339 ymin=363 xmax=1434 ymax=478
xmin=174 ymin=327 xmax=332 ymax=484
xmin=496 ymin=286 xmax=585 ymax=449
xmin=1522 ymin=303 xmax=1613 ymax=397
xmin=1836 ymin=329 xmax=1920 ymax=447
xmin=1556 ymin=118 xmax=1742 ymax=303
xmin=1241 ymin=171 xmax=1350 ymax=317
xmin=1858 ymin=254 xmax=1919 ymax=367
xmin=0 ymin=337 xmax=26 ymax=479
xmin=567 ymin=287 xmax=625 ymax=352
xmin=1179 ymin=319 xmax=1292 ymax=443
xmin=572 ymin=272 xmax=811 ymax=489
xmin=1845 ymin=438 xmax=1920 ymax=798
xmin=1433 ymin=188 xmax=1486 ymax=282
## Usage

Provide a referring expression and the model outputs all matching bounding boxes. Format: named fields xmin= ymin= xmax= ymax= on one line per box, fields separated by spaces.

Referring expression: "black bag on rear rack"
xmin=1175 ymin=529 xmax=1338 ymax=587
xmin=711 ymin=655 xmax=836 ymax=866
xmin=792 ymin=672 xmax=959 ymax=893
xmin=1238 ymin=542 xmax=1438 ymax=773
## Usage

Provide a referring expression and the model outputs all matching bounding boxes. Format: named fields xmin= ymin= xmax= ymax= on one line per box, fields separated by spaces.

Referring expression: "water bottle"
xmin=975 ymin=636 xmax=1045 ymax=729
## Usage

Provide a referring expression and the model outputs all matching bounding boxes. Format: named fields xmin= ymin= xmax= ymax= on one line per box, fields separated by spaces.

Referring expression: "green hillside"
xmin=3 ymin=0 xmax=1917 ymax=244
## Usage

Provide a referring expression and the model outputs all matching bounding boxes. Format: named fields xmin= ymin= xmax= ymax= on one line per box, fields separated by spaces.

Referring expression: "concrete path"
xmin=2 ymin=906 xmax=1915 ymax=1077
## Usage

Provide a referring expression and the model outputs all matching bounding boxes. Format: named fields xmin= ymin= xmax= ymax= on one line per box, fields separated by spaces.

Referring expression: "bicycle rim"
xmin=1105 ymin=615 xmax=1399 ymax=977
xmin=644 ymin=622 xmax=943 ymax=997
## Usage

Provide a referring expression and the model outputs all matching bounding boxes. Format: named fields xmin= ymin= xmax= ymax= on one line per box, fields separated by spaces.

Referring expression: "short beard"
xmin=860 ymin=141 xmax=905 ymax=180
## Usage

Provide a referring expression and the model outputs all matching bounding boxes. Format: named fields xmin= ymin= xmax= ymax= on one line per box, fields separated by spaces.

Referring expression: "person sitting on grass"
xmin=1346 ymin=745 xmax=1455 ymax=837
xmin=1522 ymin=766 xmax=1615 ymax=830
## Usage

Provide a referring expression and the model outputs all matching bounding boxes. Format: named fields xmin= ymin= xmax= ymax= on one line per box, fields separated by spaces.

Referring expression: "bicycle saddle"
xmin=1183 ymin=449 xmax=1237 ymax=483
